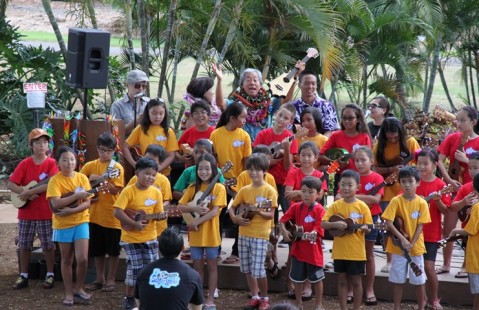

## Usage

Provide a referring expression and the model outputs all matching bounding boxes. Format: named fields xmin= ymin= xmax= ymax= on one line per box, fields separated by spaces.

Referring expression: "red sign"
xmin=23 ymin=83 xmax=48 ymax=93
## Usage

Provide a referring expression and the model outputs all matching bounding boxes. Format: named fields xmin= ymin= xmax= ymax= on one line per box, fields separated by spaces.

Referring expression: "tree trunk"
xmin=0 ymin=0 xmax=8 ymax=20
xmin=86 ymin=0 xmax=97 ymax=28
xmin=468 ymin=48 xmax=477 ymax=108
xmin=157 ymin=0 xmax=177 ymax=97
xmin=125 ymin=0 xmax=135 ymax=69
xmin=438 ymin=65 xmax=456 ymax=111
xmin=191 ymin=0 xmax=222 ymax=79
xmin=169 ymin=36 xmax=182 ymax=104
xmin=423 ymin=34 xmax=442 ymax=112
xmin=463 ymin=51 xmax=471 ymax=106
xmin=137 ymin=0 xmax=149 ymax=94
xmin=217 ymin=0 xmax=244 ymax=66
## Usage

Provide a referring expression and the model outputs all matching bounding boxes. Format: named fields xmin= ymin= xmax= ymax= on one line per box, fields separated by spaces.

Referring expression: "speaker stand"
xmin=83 ymin=89 xmax=88 ymax=120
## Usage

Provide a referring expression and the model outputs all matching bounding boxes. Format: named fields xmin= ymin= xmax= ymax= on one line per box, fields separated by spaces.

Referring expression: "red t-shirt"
xmin=9 ymin=156 xmax=59 ymax=220
xmin=416 ymin=177 xmax=451 ymax=242
xmin=178 ymin=126 xmax=215 ymax=148
xmin=253 ymin=128 xmax=298 ymax=185
xmin=280 ymin=201 xmax=325 ymax=266
xmin=320 ymin=130 xmax=371 ymax=171
xmin=357 ymin=172 xmax=384 ymax=216
xmin=438 ymin=132 xmax=479 ymax=184
xmin=284 ymin=167 xmax=328 ymax=191
xmin=453 ymin=181 xmax=473 ymax=228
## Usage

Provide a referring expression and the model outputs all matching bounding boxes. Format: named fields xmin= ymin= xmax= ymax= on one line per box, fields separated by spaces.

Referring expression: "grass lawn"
xmin=19 ymin=31 xmax=141 ymax=48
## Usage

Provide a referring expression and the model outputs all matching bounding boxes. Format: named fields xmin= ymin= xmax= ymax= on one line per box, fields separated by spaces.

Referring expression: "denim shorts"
xmin=190 ymin=246 xmax=219 ymax=260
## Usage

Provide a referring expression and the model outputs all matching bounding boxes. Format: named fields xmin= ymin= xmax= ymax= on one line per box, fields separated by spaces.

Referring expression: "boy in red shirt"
xmin=8 ymin=128 xmax=59 ymax=289
xmin=280 ymin=176 xmax=325 ymax=309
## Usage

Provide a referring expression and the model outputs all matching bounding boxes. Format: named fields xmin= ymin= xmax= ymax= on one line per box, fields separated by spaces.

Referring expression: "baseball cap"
xmin=127 ymin=69 xmax=149 ymax=84
xmin=29 ymin=128 xmax=51 ymax=143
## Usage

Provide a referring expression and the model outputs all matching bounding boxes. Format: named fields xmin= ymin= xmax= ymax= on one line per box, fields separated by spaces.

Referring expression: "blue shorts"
xmin=52 ymin=222 xmax=89 ymax=243
xmin=190 ymin=246 xmax=219 ymax=260
xmin=365 ymin=215 xmax=380 ymax=242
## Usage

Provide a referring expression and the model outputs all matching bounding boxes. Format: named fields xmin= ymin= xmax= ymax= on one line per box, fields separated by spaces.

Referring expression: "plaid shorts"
xmin=238 ymin=236 xmax=268 ymax=278
xmin=18 ymin=219 xmax=54 ymax=251
xmin=120 ymin=240 xmax=159 ymax=287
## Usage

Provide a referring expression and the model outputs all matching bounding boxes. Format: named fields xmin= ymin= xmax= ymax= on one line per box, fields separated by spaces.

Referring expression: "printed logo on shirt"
xmin=74 ymin=187 xmax=85 ymax=193
xmin=255 ymin=196 xmax=269 ymax=204
xmin=145 ymin=198 xmax=158 ymax=206
xmin=233 ymin=140 xmax=245 ymax=147
xmin=304 ymin=214 xmax=315 ymax=223
xmin=156 ymin=135 xmax=167 ymax=142
xmin=148 ymin=268 xmax=180 ymax=289
xmin=465 ymin=147 xmax=478 ymax=155
xmin=349 ymin=211 xmax=363 ymax=220
xmin=411 ymin=210 xmax=421 ymax=219
xmin=39 ymin=172 xmax=48 ymax=181
xmin=364 ymin=182 xmax=375 ymax=191
xmin=352 ymin=144 xmax=361 ymax=152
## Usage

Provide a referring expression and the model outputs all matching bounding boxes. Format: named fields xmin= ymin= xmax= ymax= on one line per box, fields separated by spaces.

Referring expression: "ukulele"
xmin=49 ymin=182 xmax=109 ymax=214
xmin=89 ymin=168 xmax=121 ymax=201
xmin=121 ymin=208 xmax=182 ymax=231
xmin=182 ymin=161 xmax=233 ymax=225
xmin=11 ymin=177 xmax=51 ymax=209
xmin=437 ymin=235 xmax=466 ymax=248
xmin=424 ymin=184 xmax=455 ymax=203
xmin=130 ymin=145 xmax=143 ymax=161
xmin=269 ymin=127 xmax=308 ymax=158
xmin=268 ymin=48 xmax=319 ymax=98
xmin=327 ymin=214 xmax=387 ymax=237
xmin=325 ymin=148 xmax=352 ymax=163
xmin=449 ymin=132 xmax=468 ymax=183
xmin=236 ymin=200 xmax=273 ymax=220
xmin=379 ymin=153 xmax=414 ymax=183
xmin=367 ymin=172 xmax=399 ymax=196
xmin=284 ymin=220 xmax=318 ymax=243
xmin=388 ymin=216 xmax=423 ymax=276
xmin=458 ymin=205 xmax=472 ymax=223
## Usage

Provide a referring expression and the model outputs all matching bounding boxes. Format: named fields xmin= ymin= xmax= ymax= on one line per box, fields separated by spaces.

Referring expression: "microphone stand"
xmin=133 ymin=96 xmax=138 ymax=129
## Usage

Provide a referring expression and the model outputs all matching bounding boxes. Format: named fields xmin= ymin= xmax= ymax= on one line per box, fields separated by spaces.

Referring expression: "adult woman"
xmin=373 ymin=117 xmax=420 ymax=272
xmin=180 ymin=76 xmax=222 ymax=130
xmin=367 ymin=95 xmax=391 ymax=140
xmin=216 ymin=65 xmax=278 ymax=142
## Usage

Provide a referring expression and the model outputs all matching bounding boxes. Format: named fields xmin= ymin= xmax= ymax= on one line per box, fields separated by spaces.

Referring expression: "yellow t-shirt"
xmin=128 ymin=174 xmax=172 ymax=236
xmin=322 ymin=199 xmax=373 ymax=261
xmin=210 ymin=127 xmax=252 ymax=179
xmin=381 ymin=195 xmax=431 ymax=256
xmin=297 ymin=133 xmax=328 ymax=151
xmin=178 ymin=183 xmax=227 ymax=247
xmin=464 ymin=202 xmax=479 ymax=274
xmin=80 ymin=159 xmax=124 ymax=229
xmin=236 ymin=170 xmax=277 ymax=192
xmin=373 ymin=136 xmax=420 ymax=201
xmin=114 ymin=184 xmax=163 ymax=243
xmin=126 ymin=125 xmax=179 ymax=176
xmin=231 ymin=183 xmax=278 ymax=240
xmin=46 ymin=172 xmax=92 ymax=229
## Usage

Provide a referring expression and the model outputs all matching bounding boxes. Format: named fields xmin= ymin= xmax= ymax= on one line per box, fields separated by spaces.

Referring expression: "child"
xmin=123 ymin=98 xmax=179 ymax=176
xmin=173 ymin=139 xmax=225 ymax=201
xmin=339 ymin=146 xmax=384 ymax=305
xmin=254 ymin=103 xmax=299 ymax=219
xmin=127 ymin=144 xmax=172 ymax=237
xmin=8 ymin=128 xmax=58 ymax=290
xmin=381 ymin=166 xmax=431 ymax=310
xmin=46 ymin=146 xmax=92 ymax=306
xmin=80 ymin=133 xmax=124 ymax=293
xmin=114 ymin=157 xmax=164 ymax=310
xmin=449 ymin=173 xmax=479 ymax=310
xmin=229 ymin=155 xmax=278 ymax=310
xmin=177 ymin=100 xmax=216 ymax=167
xmin=321 ymin=169 xmax=372 ymax=310
xmin=296 ymin=107 xmax=328 ymax=160
xmin=449 ymin=152 xmax=479 ymax=278
xmin=280 ymin=176 xmax=325 ymax=310
xmin=416 ymin=148 xmax=450 ymax=310
xmin=178 ymin=154 xmax=227 ymax=309
xmin=319 ymin=104 xmax=371 ymax=195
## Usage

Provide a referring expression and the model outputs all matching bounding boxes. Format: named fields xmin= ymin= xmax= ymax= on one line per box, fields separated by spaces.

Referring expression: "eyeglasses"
xmin=192 ymin=110 xmax=208 ymax=117
xmin=341 ymin=116 xmax=357 ymax=121
xmin=367 ymin=104 xmax=381 ymax=109
xmin=97 ymin=148 xmax=115 ymax=153
xmin=134 ymin=83 xmax=148 ymax=89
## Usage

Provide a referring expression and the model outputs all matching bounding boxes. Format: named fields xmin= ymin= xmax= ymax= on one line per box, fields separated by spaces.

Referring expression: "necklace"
xmin=229 ymin=87 xmax=272 ymax=124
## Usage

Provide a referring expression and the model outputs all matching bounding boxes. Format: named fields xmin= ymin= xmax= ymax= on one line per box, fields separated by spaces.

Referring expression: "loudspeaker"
xmin=65 ymin=28 xmax=110 ymax=89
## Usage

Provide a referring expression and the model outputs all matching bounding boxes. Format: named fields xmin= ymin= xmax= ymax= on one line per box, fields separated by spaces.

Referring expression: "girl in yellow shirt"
xmin=178 ymin=154 xmax=227 ymax=309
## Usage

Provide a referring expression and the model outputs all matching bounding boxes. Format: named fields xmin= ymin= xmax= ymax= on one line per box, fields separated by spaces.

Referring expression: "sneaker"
xmin=12 ymin=275 xmax=28 ymax=290
xmin=277 ymin=240 xmax=289 ymax=248
xmin=259 ymin=299 xmax=270 ymax=310
xmin=123 ymin=296 xmax=136 ymax=310
xmin=214 ymin=288 xmax=219 ymax=299
xmin=247 ymin=298 xmax=260 ymax=308
xmin=43 ymin=275 xmax=55 ymax=289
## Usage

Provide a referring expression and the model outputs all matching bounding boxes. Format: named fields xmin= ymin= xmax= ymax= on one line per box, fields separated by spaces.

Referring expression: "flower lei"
xmin=229 ymin=87 xmax=272 ymax=123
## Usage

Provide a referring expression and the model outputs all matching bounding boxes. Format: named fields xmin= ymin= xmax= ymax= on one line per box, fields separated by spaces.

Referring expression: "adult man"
xmin=111 ymin=69 xmax=149 ymax=136
xmin=286 ymin=65 xmax=340 ymax=138
xmin=135 ymin=228 xmax=204 ymax=310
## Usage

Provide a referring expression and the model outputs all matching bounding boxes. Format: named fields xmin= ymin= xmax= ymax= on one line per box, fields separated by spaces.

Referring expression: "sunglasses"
xmin=368 ymin=104 xmax=381 ymax=109
xmin=134 ymin=83 xmax=148 ymax=89
xmin=341 ymin=116 xmax=357 ymax=121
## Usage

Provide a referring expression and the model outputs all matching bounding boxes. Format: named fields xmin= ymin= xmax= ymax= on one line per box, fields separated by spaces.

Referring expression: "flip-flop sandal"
xmin=62 ymin=298 xmax=74 ymax=307
xmin=222 ymin=255 xmax=240 ymax=264
xmin=287 ymin=291 xmax=295 ymax=299
xmin=86 ymin=282 xmax=104 ymax=291
xmin=347 ymin=296 xmax=354 ymax=304
xmin=365 ymin=296 xmax=378 ymax=306
xmin=103 ymin=284 xmax=116 ymax=292
xmin=455 ymin=271 xmax=468 ymax=278
xmin=435 ymin=268 xmax=450 ymax=274
xmin=73 ymin=292 xmax=92 ymax=304
xmin=302 ymin=291 xmax=313 ymax=301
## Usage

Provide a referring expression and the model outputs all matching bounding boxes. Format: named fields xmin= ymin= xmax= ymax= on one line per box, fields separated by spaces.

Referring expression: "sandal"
xmin=302 ymin=291 xmax=312 ymax=301
xmin=365 ymin=296 xmax=378 ymax=306
xmin=455 ymin=271 xmax=468 ymax=278
xmin=428 ymin=299 xmax=443 ymax=310
xmin=203 ymin=304 xmax=217 ymax=310
xmin=287 ymin=290 xmax=295 ymax=300
xmin=222 ymin=255 xmax=240 ymax=264
xmin=435 ymin=267 xmax=450 ymax=274
xmin=73 ymin=292 xmax=92 ymax=304
xmin=86 ymin=282 xmax=104 ymax=291
xmin=266 ymin=262 xmax=280 ymax=279
xmin=62 ymin=298 xmax=74 ymax=307
xmin=103 ymin=284 xmax=116 ymax=292
xmin=347 ymin=296 xmax=353 ymax=304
